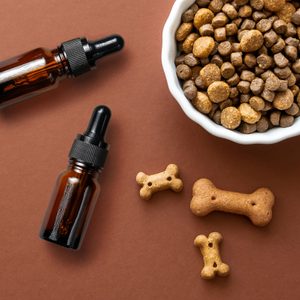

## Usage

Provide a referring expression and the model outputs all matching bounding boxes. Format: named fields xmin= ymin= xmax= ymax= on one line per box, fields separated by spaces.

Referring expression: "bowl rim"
xmin=161 ymin=0 xmax=300 ymax=145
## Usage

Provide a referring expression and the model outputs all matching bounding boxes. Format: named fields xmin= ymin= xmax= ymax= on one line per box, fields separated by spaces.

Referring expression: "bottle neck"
xmin=68 ymin=159 xmax=101 ymax=177
xmin=52 ymin=48 xmax=72 ymax=77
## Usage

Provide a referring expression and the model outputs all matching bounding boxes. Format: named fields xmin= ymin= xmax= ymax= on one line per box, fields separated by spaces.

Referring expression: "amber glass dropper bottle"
xmin=40 ymin=105 xmax=111 ymax=250
xmin=0 ymin=35 xmax=124 ymax=108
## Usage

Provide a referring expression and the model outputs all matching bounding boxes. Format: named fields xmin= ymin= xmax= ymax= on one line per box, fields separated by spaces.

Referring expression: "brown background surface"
xmin=0 ymin=0 xmax=300 ymax=299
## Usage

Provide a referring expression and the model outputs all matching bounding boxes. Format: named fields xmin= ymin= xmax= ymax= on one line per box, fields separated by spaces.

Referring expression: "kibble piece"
xmin=250 ymin=78 xmax=264 ymax=95
xmin=257 ymin=54 xmax=273 ymax=70
xmin=238 ymin=29 xmax=249 ymax=42
xmin=182 ymin=33 xmax=200 ymax=53
xmin=190 ymin=3 xmax=200 ymax=12
xmin=262 ymin=101 xmax=273 ymax=111
xmin=239 ymin=122 xmax=257 ymax=133
xmin=214 ymin=27 xmax=227 ymax=41
xmin=261 ymin=70 xmax=275 ymax=81
xmin=240 ymin=94 xmax=251 ymax=103
xmin=176 ymin=23 xmax=193 ymax=41
xmin=184 ymin=84 xmax=198 ymax=100
xmin=244 ymin=54 xmax=257 ymax=68
xmin=194 ymin=8 xmax=214 ymax=29
xmin=183 ymin=80 xmax=195 ymax=90
xmin=221 ymin=62 xmax=236 ymax=79
xmin=240 ymin=30 xmax=264 ymax=52
xmin=230 ymin=87 xmax=239 ymax=98
xmin=255 ymin=66 xmax=265 ymax=76
xmin=264 ymin=30 xmax=278 ymax=47
xmin=227 ymin=73 xmax=240 ymax=86
xmin=280 ymin=114 xmax=295 ymax=127
xmin=233 ymin=17 xmax=243 ymax=27
xmin=264 ymin=0 xmax=286 ymax=12
xmin=253 ymin=11 xmax=267 ymax=22
xmin=258 ymin=45 xmax=268 ymax=55
xmin=176 ymin=64 xmax=192 ymax=80
xmin=207 ymin=81 xmax=230 ymax=103
xmin=241 ymin=19 xmax=256 ymax=30
xmin=200 ymin=58 xmax=210 ymax=65
xmin=239 ymin=5 xmax=252 ymax=18
xmin=285 ymin=103 xmax=300 ymax=115
xmin=191 ymin=66 xmax=201 ymax=80
xmin=239 ymin=103 xmax=262 ymax=124
xmin=231 ymin=52 xmax=243 ymax=67
xmin=209 ymin=103 xmax=219 ymax=118
xmin=278 ymin=79 xmax=288 ymax=91
xmin=208 ymin=0 xmax=224 ymax=13
xmin=235 ymin=0 xmax=249 ymax=5
xmin=182 ymin=8 xmax=196 ymax=23
xmin=184 ymin=53 xmax=200 ymax=67
xmin=211 ymin=54 xmax=223 ymax=67
xmin=286 ymin=22 xmax=297 ymax=37
xmin=213 ymin=110 xmax=222 ymax=124
xmin=274 ymin=53 xmax=289 ymax=68
xmin=249 ymin=96 xmax=265 ymax=111
xmin=193 ymin=92 xmax=213 ymax=114
xmin=212 ymin=13 xmax=228 ymax=28
xmin=240 ymin=70 xmax=256 ymax=82
xmin=199 ymin=24 xmax=214 ymax=36
xmin=226 ymin=23 xmax=238 ymax=36
xmin=222 ymin=4 xmax=238 ymax=19
xmin=287 ymin=73 xmax=297 ymax=87
xmin=256 ymin=19 xmax=273 ymax=33
xmin=274 ymin=66 xmax=292 ymax=79
xmin=220 ymin=99 xmax=233 ymax=110
xmin=277 ymin=3 xmax=296 ymax=23
xmin=237 ymin=80 xmax=251 ymax=94
xmin=270 ymin=111 xmax=281 ymax=126
xmin=292 ymin=8 xmax=300 ymax=25
xmin=218 ymin=41 xmax=232 ymax=56
xmin=256 ymin=117 xmax=269 ymax=132
xmin=284 ymin=45 xmax=298 ymax=61
xmin=200 ymin=63 xmax=221 ymax=87
xmin=250 ymin=0 xmax=264 ymax=10
xmin=261 ymin=88 xmax=275 ymax=102
xmin=193 ymin=37 xmax=215 ymax=58
xmin=221 ymin=107 xmax=242 ymax=130
xmin=273 ymin=19 xmax=287 ymax=34
xmin=265 ymin=76 xmax=281 ymax=91
xmin=291 ymin=85 xmax=300 ymax=96
xmin=271 ymin=38 xmax=286 ymax=53
xmin=175 ymin=55 xmax=185 ymax=66
xmin=273 ymin=89 xmax=294 ymax=110
xmin=195 ymin=76 xmax=206 ymax=89
xmin=285 ymin=37 xmax=299 ymax=47
xmin=231 ymin=43 xmax=241 ymax=52
xmin=292 ymin=59 xmax=300 ymax=73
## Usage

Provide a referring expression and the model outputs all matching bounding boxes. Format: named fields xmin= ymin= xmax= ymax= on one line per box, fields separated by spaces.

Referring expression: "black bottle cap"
xmin=69 ymin=106 xmax=111 ymax=169
xmin=61 ymin=35 xmax=124 ymax=77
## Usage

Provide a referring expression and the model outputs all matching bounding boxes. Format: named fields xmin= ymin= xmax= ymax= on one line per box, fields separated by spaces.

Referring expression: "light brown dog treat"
xmin=277 ymin=3 xmax=296 ymax=23
xmin=199 ymin=24 xmax=214 ymax=36
xmin=241 ymin=19 xmax=256 ymax=30
xmin=230 ymin=52 xmax=243 ymax=67
xmin=274 ymin=66 xmax=292 ymax=79
xmin=240 ymin=94 xmax=251 ymax=103
xmin=240 ymin=70 xmax=256 ymax=82
xmin=221 ymin=106 xmax=241 ymax=129
xmin=256 ymin=116 xmax=270 ymax=132
xmin=277 ymin=79 xmax=288 ymax=91
xmin=194 ymin=232 xmax=230 ymax=280
xmin=136 ymin=164 xmax=183 ymax=200
xmin=190 ymin=178 xmax=275 ymax=226
xmin=264 ymin=30 xmax=278 ymax=48
xmin=208 ymin=0 xmax=224 ymax=13
xmin=240 ymin=30 xmax=264 ymax=52
xmin=284 ymin=45 xmax=297 ymax=61
xmin=280 ymin=114 xmax=295 ymax=127
xmin=250 ymin=77 xmax=264 ymax=95
xmin=273 ymin=19 xmax=288 ymax=34
xmin=285 ymin=36 xmax=299 ymax=47
xmin=274 ymin=53 xmax=289 ymax=68
xmin=249 ymin=96 xmax=265 ymax=111
xmin=264 ymin=0 xmax=286 ymax=13
xmin=271 ymin=38 xmax=286 ymax=53
xmin=239 ymin=103 xmax=262 ymax=124
xmin=239 ymin=5 xmax=252 ymax=18
xmin=237 ymin=80 xmax=251 ymax=94
xmin=222 ymin=3 xmax=238 ymax=19
xmin=250 ymin=0 xmax=264 ymax=11
xmin=176 ymin=64 xmax=192 ymax=80
xmin=261 ymin=70 xmax=275 ymax=81
xmin=257 ymin=54 xmax=273 ymax=70
xmin=273 ymin=89 xmax=294 ymax=110
xmin=291 ymin=85 xmax=299 ymax=96
xmin=221 ymin=62 xmax=235 ymax=79
xmin=239 ymin=122 xmax=257 ymax=133
xmin=176 ymin=23 xmax=193 ymax=42
xmin=265 ymin=76 xmax=281 ymax=91
xmin=261 ymin=88 xmax=275 ymax=102
xmin=256 ymin=18 xmax=273 ymax=33
xmin=258 ymin=45 xmax=269 ymax=55
xmin=227 ymin=73 xmax=240 ymax=86
xmin=183 ymin=80 xmax=195 ymax=90
xmin=231 ymin=42 xmax=242 ymax=52
xmin=208 ymin=81 xmax=230 ymax=103
xmin=285 ymin=102 xmax=300 ymax=115
xmin=270 ymin=111 xmax=281 ymax=125
xmin=194 ymin=8 xmax=215 ymax=29
xmin=211 ymin=54 xmax=223 ymax=67
xmin=182 ymin=33 xmax=200 ymax=54
xmin=212 ymin=12 xmax=229 ymax=28
xmin=232 ymin=17 xmax=243 ymax=27
xmin=214 ymin=27 xmax=227 ymax=41
xmin=287 ymin=73 xmax=297 ymax=87
xmin=218 ymin=41 xmax=232 ymax=56
xmin=193 ymin=37 xmax=216 ymax=58
xmin=253 ymin=11 xmax=267 ymax=22
xmin=200 ymin=63 xmax=221 ymax=87
xmin=244 ymin=53 xmax=257 ymax=68
xmin=193 ymin=92 xmax=213 ymax=114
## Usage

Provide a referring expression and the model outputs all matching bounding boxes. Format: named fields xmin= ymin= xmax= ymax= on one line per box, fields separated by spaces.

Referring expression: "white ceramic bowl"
xmin=162 ymin=0 xmax=300 ymax=144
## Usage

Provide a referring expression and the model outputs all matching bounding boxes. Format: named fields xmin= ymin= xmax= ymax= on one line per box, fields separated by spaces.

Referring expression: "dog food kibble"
xmin=175 ymin=0 xmax=300 ymax=133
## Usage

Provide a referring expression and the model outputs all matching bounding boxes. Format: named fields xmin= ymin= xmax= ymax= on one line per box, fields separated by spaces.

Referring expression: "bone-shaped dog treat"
xmin=194 ymin=232 xmax=230 ymax=280
xmin=136 ymin=164 xmax=183 ymax=200
xmin=190 ymin=178 xmax=275 ymax=226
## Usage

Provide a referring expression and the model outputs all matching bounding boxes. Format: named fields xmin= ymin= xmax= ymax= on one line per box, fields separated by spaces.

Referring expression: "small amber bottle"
xmin=0 ymin=35 xmax=124 ymax=108
xmin=40 ymin=105 xmax=111 ymax=249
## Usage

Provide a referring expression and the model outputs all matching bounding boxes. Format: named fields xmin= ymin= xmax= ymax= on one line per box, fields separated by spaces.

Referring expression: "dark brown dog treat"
xmin=257 ymin=54 xmax=273 ymax=70
xmin=269 ymin=15 xmax=279 ymax=24
xmin=211 ymin=42 xmax=220 ymax=56
xmin=208 ymin=103 xmax=219 ymax=118
xmin=291 ymin=85 xmax=300 ymax=96
xmin=264 ymin=30 xmax=278 ymax=47
xmin=215 ymin=27 xmax=227 ymax=41
xmin=249 ymin=96 xmax=265 ymax=111
xmin=297 ymin=92 xmax=300 ymax=106
xmin=292 ymin=9 xmax=300 ymax=25
xmin=208 ymin=0 xmax=224 ymax=13
xmin=222 ymin=3 xmax=238 ymax=19
xmin=241 ymin=70 xmax=256 ymax=82
xmin=230 ymin=87 xmax=239 ymax=98
xmin=240 ymin=94 xmax=251 ymax=103
xmin=285 ymin=103 xmax=300 ymax=115
xmin=250 ymin=78 xmax=264 ymax=95
xmin=287 ymin=73 xmax=297 ymax=87
xmin=285 ymin=45 xmax=298 ymax=61
xmin=191 ymin=66 xmax=202 ymax=80
xmin=274 ymin=53 xmax=289 ymax=68
xmin=277 ymin=79 xmax=289 ymax=91
xmin=250 ymin=0 xmax=264 ymax=11
xmin=232 ymin=17 xmax=243 ymax=27
xmin=273 ymin=89 xmax=294 ymax=110
xmin=256 ymin=117 xmax=269 ymax=132
xmin=196 ymin=0 xmax=209 ymax=7
xmin=212 ymin=13 xmax=229 ymax=28
xmin=175 ymin=55 xmax=186 ymax=66
xmin=255 ymin=66 xmax=265 ymax=76
xmin=261 ymin=88 xmax=275 ymax=102
xmin=183 ymin=80 xmax=195 ymax=90
xmin=184 ymin=53 xmax=200 ymax=67
xmin=226 ymin=23 xmax=238 ymax=36
xmin=292 ymin=59 xmax=300 ymax=73
xmin=213 ymin=110 xmax=222 ymax=124
xmin=262 ymin=101 xmax=272 ymax=111
xmin=241 ymin=19 xmax=256 ymax=30
xmin=253 ymin=11 xmax=267 ymax=22
xmin=235 ymin=0 xmax=250 ymax=5
xmin=240 ymin=30 xmax=264 ymax=52
xmin=200 ymin=24 xmax=214 ymax=36
xmin=184 ymin=84 xmax=198 ymax=100
xmin=261 ymin=70 xmax=275 ymax=81
xmin=280 ymin=114 xmax=295 ymax=127
xmin=286 ymin=22 xmax=297 ymax=37
xmin=273 ymin=19 xmax=288 ymax=34
xmin=270 ymin=111 xmax=281 ymax=126
xmin=231 ymin=52 xmax=243 ymax=67
xmin=220 ymin=99 xmax=233 ymax=110
xmin=211 ymin=54 xmax=224 ymax=67
xmin=232 ymin=43 xmax=242 ymax=52
xmin=200 ymin=58 xmax=210 ymax=66
xmin=195 ymin=76 xmax=206 ymax=89
xmin=218 ymin=41 xmax=232 ymax=56
xmin=237 ymin=65 xmax=248 ymax=73
xmin=271 ymin=38 xmax=286 ymax=53
xmin=227 ymin=73 xmax=240 ymax=86
xmin=239 ymin=122 xmax=257 ymax=133
xmin=239 ymin=5 xmax=252 ymax=18
xmin=265 ymin=76 xmax=281 ymax=91
xmin=199 ymin=63 xmax=222 ymax=87
xmin=244 ymin=54 xmax=257 ymax=68
xmin=182 ymin=9 xmax=196 ymax=23
xmin=256 ymin=19 xmax=273 ymax=33
xmin=285 ymin=37 xmax=299 ymax=47
xmin=274 ymin=66 xmax=292 ymax=79
xmin=237 ymin=80 xmax=251 ymax=94
xmin=221 ymin=62 xmax=236 ymax=79
xmin=258 ymin=45 xmax=269 ymax=55
xmin=208 ymin=81 xmax=231 ymax=103
xmin=176 ymin=64 xmax=192 ymax=80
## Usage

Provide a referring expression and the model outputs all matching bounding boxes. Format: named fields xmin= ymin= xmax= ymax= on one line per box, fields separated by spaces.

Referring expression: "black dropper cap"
xmin=61 ymin=35 xmax=124 ymax=77
xmin=69 ymin=106 xmax=111 ymax=170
